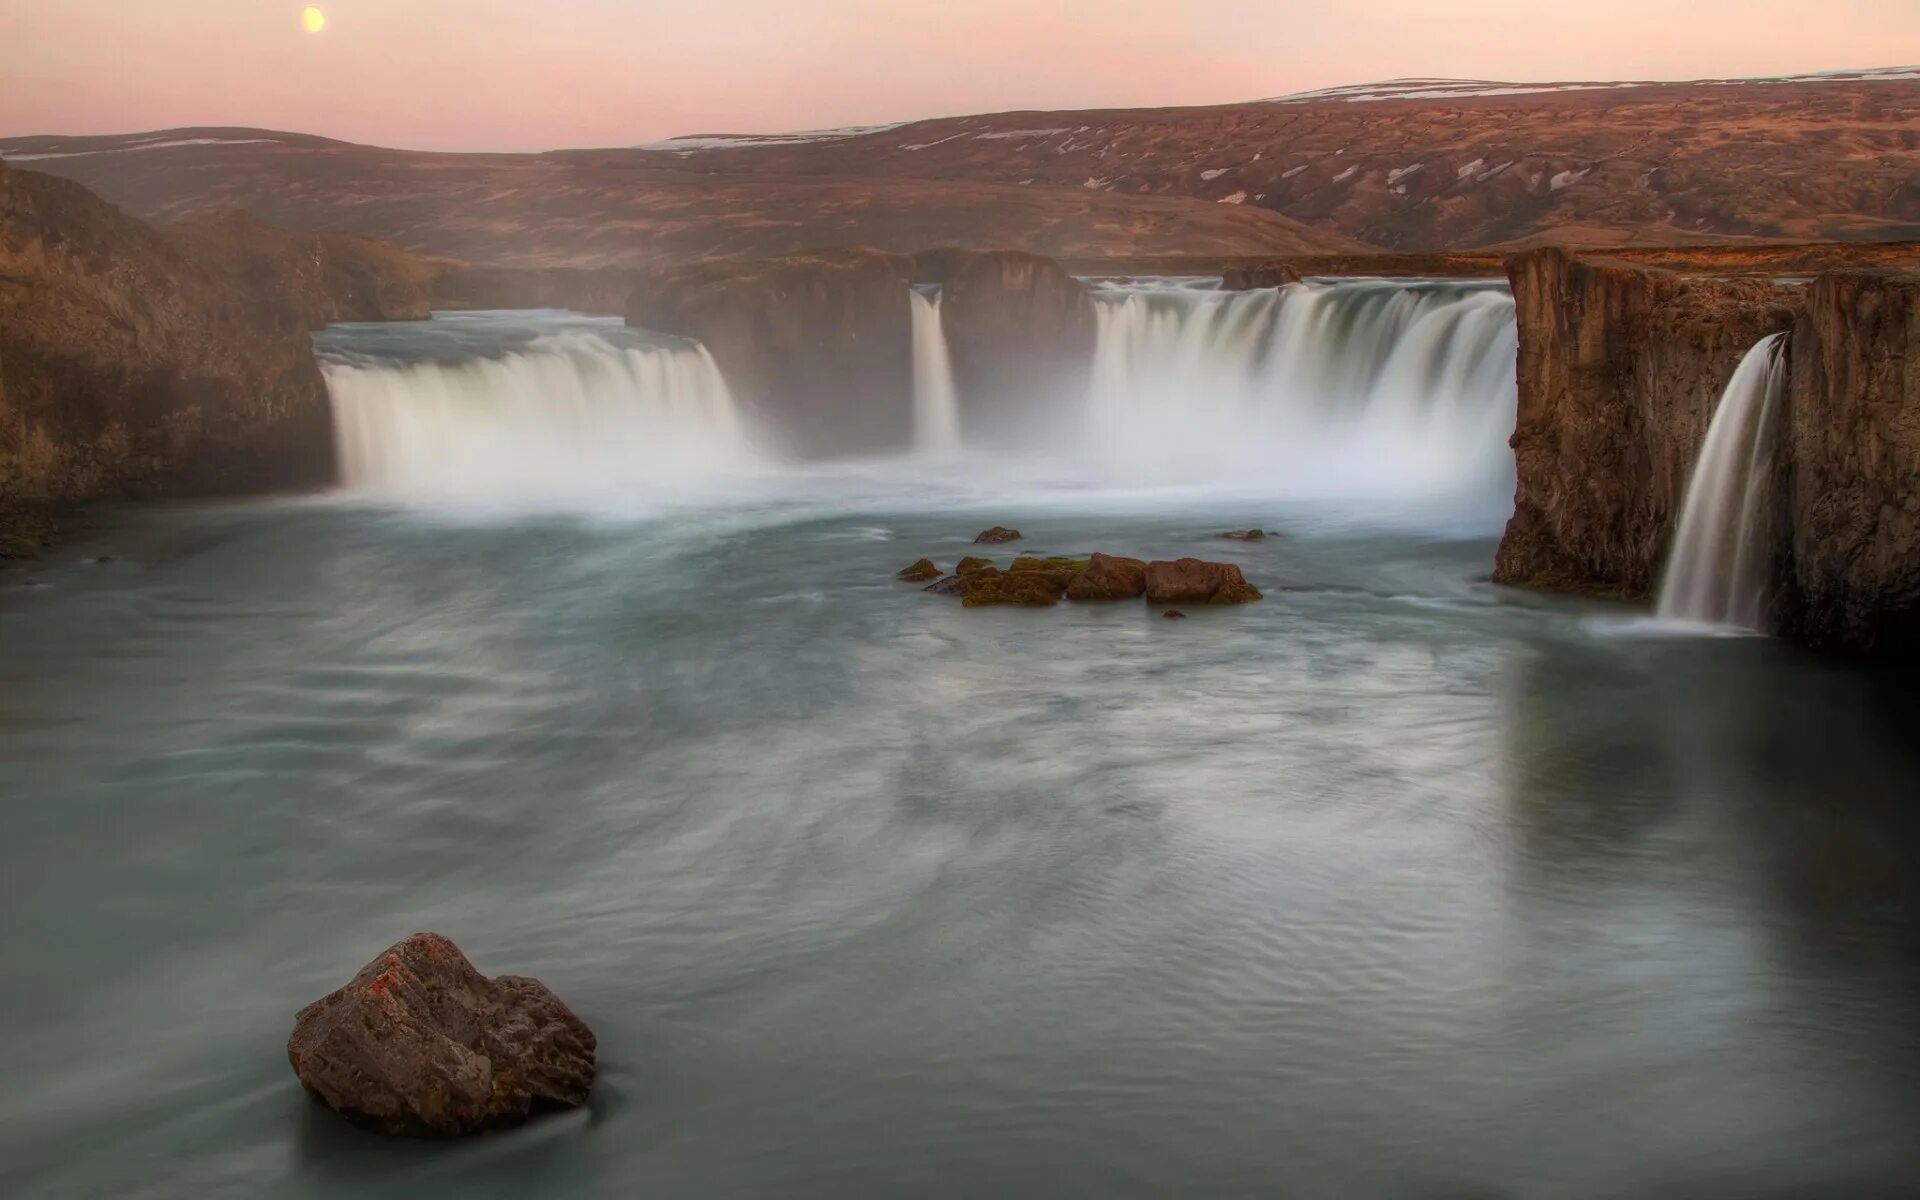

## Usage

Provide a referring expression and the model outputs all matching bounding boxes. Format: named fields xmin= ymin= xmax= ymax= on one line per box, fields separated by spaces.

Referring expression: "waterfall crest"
xmin=1656 ymin=333 xmax=1789 ymax=631
xmin=909 ymin=287 xmax=962 ymax=454
xmin=320 ymin=313 xmax=750 ymax=502
xmin=1086 ymin=280 xmax=1518 ymax=509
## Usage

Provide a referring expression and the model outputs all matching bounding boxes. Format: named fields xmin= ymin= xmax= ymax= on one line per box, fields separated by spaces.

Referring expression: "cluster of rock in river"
xmin=897 ymin=527 xmax=1265 ymax=609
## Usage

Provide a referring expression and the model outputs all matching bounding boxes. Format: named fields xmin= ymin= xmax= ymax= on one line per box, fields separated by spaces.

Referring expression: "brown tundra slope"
xmin=578 ymin=69 xmax=1920 ymax=252
xmin=0 ymin=130 xmax=1365 ymax=268
xmin=7 ymin=68 xmax=1914 ymax=263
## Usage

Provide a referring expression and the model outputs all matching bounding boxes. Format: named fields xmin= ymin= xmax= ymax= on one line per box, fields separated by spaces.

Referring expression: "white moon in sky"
xmin=302 ymin=7 xmax=326 ymax=34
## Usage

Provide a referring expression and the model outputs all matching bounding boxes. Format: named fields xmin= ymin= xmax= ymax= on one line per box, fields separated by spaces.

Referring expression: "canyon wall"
xmin=0 ymin=165 xmax=435 ymax=553
xmin=935 ymin=251 xmax=1096 ymax=442
xmin=1781 ymin=272 xmax=1920 ymax=652
xmin=1493 ymin=248 xmax=1803 ymax=598
xmin=626 ymin=248 xmax=1098 ymax=455
xmin=626 ymin=248 xmax=916 ymax=458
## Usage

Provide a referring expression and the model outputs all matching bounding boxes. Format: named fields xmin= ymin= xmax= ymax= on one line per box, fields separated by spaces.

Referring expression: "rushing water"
xmin=909 ymin=287 xmax=962 ymax=456
xmin=1657 ymin=334 xmax=1790 ymax=632
xmin=4 ymin=307 xmax=1920 ymax=1200
xmin=1087 ymin=279 xmax=1518 ymax=515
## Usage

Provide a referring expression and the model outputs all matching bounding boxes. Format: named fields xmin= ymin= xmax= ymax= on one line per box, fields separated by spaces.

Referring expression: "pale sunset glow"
xmin=0 ymin=0 xmax=1913 ymax=150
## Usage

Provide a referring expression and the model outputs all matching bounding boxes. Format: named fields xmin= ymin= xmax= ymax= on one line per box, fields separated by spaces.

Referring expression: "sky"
xmin=3 ymin=0 xmax=1918 ymax=152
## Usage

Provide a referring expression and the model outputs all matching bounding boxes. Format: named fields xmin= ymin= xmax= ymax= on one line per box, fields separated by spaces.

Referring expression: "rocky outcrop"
xmin=1064 ymin=552 xmax=1148 ymax=600
xmin=288 ymin=932 xmax=596 ymax=1138
xmin=1493 ymin=248 xmax=1803 ymax=598
xmin=972 ymin=526 xmax=1023 ymax=544
xmin=0 ymin=165 xmax=432 ymax=542
xmin=896 ymin=558 xmax=940 ymax=582
xmin=940 ymin=251 xmax=1096 ymax=442
xmin=432 ymin=264 xmax=641 ymax=317
xmin=1144 ymin=558 xmax=1263 ymax=604
xmin=1221 ymin=263 xmax=1304 ymax=291
xmin=1781 ymin=272 xmax=1920 ymax=652
xmin=626 ymin=248 xmax=914 ymax=457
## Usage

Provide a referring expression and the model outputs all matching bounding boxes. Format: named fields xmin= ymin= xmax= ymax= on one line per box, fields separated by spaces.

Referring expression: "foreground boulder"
xmin=1064 ymin=552 xmax=1149 ymax=600
xmin=288 ymin=933 xmax=596 ymax=1138
xmin=1145 ymin=558 xmax=1263 ymax=604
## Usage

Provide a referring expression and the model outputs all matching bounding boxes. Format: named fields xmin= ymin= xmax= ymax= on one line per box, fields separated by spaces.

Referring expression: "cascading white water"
xmin=1086 ymin=279 xmax=1519 ymax=511
xmin=909 ymin=287 xmax=962 ymax=454
xmin=319 ymin=313 xmax=752 ymax=503
xmin=1655 ymin=333 xmax=1789 ymax=631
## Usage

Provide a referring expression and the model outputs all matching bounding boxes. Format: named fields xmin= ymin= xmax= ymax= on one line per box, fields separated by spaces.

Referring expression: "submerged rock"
xmin=1145 ymin=558 xmax=1263 ymax=604
xmin=288 ymin=933 xmax=596 ymax=1138
xmin=896 ymin=558 xmax=941 ymax=582
xmin=1064 ymin=552 xmax=1149 ymax=600
xmin=1162 ymin=609 xmax=1189 ymax=619
xmin=1217 ymin=529 xmax=1268 ymax=541
xmin=972 ymin=526 xmax=1024 ymax=544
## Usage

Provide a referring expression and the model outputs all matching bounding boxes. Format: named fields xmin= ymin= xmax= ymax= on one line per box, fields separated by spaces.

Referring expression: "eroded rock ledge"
xmin=1492 ymin=248 xmax=1802 ymax=598
xmin=1495 ymin=247 xmax=1920 ymax=653
xmin=0 ymin=164 xmax=433 ymax=550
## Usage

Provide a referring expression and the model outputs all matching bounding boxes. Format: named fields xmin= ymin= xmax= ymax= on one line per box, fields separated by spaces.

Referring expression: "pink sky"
xmin=3 ymin=0 xmax=1917 ymax=151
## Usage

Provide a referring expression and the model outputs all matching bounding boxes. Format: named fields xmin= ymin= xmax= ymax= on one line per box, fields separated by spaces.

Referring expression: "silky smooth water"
xmin=4 ymin=312 xmax=1920 ymax=1200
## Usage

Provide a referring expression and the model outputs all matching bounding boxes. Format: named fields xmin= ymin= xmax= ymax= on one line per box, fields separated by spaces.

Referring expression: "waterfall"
xmin=909 ymin=287 xmax=962 ymax=454
xmin=319 ymin=313 xmax=750 ymax=502
xmin=1655 ymin=333 xmax=1789 ymax=630
xmin=1086 ymin=279 xmax=1519 ymax=508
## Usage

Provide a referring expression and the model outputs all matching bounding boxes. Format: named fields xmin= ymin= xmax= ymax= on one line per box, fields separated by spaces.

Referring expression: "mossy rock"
xmin=972 ymin=526 xmax=1023 ymax=544
xmin=1064 ymin=553 xmax=1148 ymax=600
xmin=956 ymin=556 xmax=995 ymax=575
xmin=896 ymin=558 xmax=941 ymax=582
xmin=1010 ymin=555 xmax=1090 ymax=573
xmin=960 ymin=567 xmax=1071 ymax=607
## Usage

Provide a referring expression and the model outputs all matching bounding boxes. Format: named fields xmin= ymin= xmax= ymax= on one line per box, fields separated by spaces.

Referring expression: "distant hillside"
xmin=0 ymin=131 xmax=1366 ymax=268
xmin=592 ymin=66 xmax=1920 ymax=251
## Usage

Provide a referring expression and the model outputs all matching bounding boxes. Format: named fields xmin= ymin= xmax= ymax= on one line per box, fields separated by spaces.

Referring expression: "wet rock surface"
xmin=1064 ymin=553 xmax=1149 ymax=600
xmin=1144 ymin=558 xmax=1264 ymax=605
xmin=896 ymin=558 xmax=941 ymax=582
xmin=972 ymin=526 xmax=1024 ymax=544
xmin=287 ymin=932 xmax=596 ymax=1138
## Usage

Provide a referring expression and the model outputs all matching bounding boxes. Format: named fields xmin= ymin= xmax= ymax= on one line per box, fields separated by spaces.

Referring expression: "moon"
xmin=302 ymin=7 xmax=326 ymax=34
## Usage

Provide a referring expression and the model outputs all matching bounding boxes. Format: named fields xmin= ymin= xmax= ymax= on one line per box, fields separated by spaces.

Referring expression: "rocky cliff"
xmin=934 ymin=250 xmax=1096 ymax=443
xmin=1493 ymin=248 xmax=1803 ymax=597
xmin=1782 ymin=272 xmax=1920 ymax=652
xmin=626 ymin=248 xmax=916 ymax=457
xmin=0 ymin=164 xmax=432 ymax=553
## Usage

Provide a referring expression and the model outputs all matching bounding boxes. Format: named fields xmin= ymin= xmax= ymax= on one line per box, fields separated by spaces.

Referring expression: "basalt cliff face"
xmin=1782 ymin=272 xmax=1920 ymax=652
xmin=627 ymin=247 xmax=1099 ymax=455
xmin=0 ymin=164 xmax=431 ymax=551
xmin=627 ymin=248 xmax=916 ymax=457
xmin=931 ymin=250 xmax=1096 ymax=443
xmin=1493 ymin=248 xmax=1803 ymax=597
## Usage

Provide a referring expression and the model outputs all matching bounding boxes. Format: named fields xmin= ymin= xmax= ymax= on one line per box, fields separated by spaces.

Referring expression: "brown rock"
xmin=942 ymin=251 xmax=1097 ymax=443
xmin=1221 ymin=263 xmax=1304 ymax=291
xmin=287 ymin=933 xmax=596 ymax=1139
xmin=1064 ymin=552 xmax=1149 ymax=600
xmin=1010 ymin=555 xmax=1090 ymax=573
xmin=1216 ymin=529 xmax=1268 ymax=541
xmin=626 ymin=247 xmax=915 ymax=457
xmin=1145 ymin=558 xmax=1264 ymax=604
xmin=960 ymin=567 xmax=1070 ymax=607
xmin=1782 ymin=271 xmax=1920 ymax=652
xmin=973 ymin=526 xmax=1023 ymax=544
xmin=1162 ymin=610 xmax=1189 ymax=619
xmin=1493 ymin=248 xmax=1803 ymax=599
xmin=956 ymin=556 xmax=996 ymax=574
xmin=896 ymin=558 xmax=940 ymax=582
